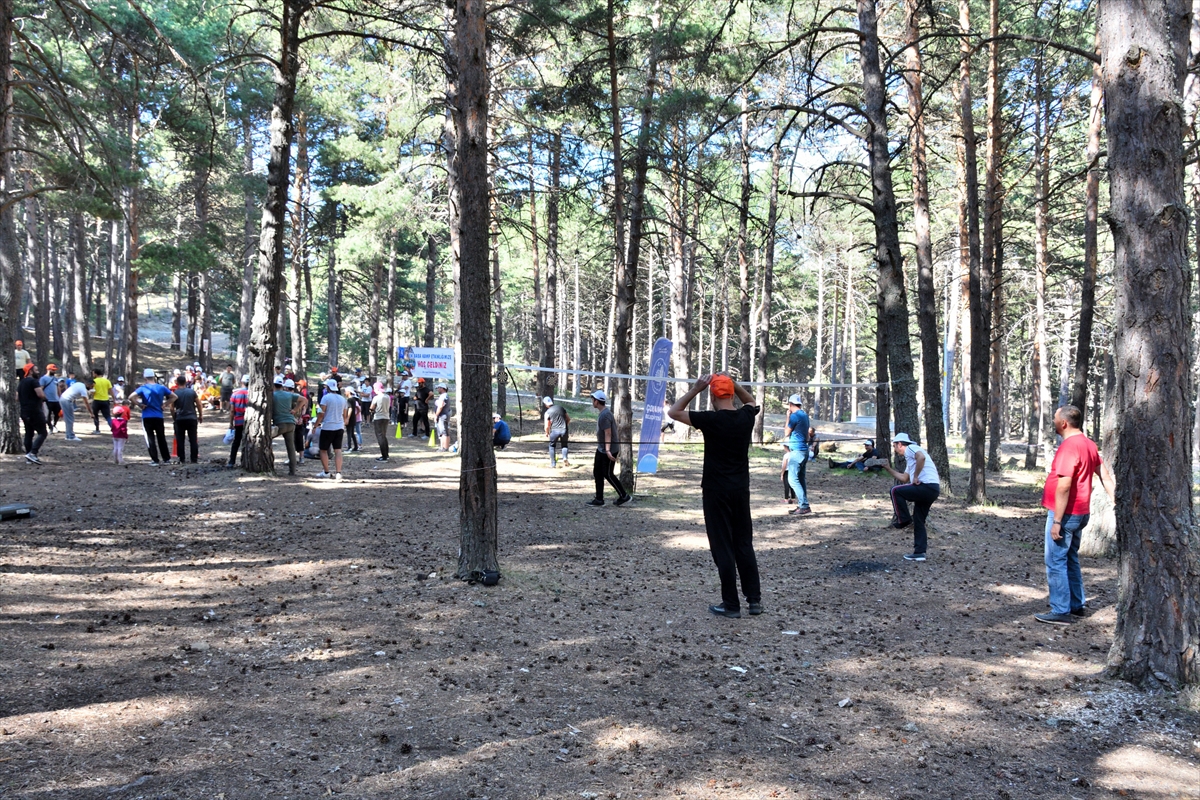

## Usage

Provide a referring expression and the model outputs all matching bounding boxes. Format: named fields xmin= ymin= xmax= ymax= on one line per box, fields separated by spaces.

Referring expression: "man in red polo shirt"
xmin=1036 ymin=404 xmax=1115 ymax=625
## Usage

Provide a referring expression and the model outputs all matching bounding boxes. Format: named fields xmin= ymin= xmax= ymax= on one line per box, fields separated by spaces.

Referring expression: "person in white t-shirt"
xmin=314 ymin=378 xmax=350 ymax=479
xmin=883 ymin=433 xmax=941 ymax=563
xmin=58 ymin=379 xmax=93 ymax=441
xmin=369 ymin=384 xmax=392 ymax=462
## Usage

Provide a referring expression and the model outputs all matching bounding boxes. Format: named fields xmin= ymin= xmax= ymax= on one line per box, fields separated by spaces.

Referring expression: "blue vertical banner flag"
xmin=637 ymin=337 xmax=674 ymax=474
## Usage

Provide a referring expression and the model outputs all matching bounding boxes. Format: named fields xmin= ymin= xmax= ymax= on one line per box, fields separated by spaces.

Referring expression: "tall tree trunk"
xmin=70 ymin=212 xmax=92 ymax=375
xmin=238 ymin=114 xmax=255 ymax=374
xmin=0 ymin=0 xmax=21 ymax=453
xmin=1072 ymin=47 xmax=1104 ymax=412
xmin=424 ymin=234 xmax=437 ymax=347
xmin=1099 ymin=0 xmax=1200 ymax=688
xmin=186 ymin=271 xmax=198 ymax=356
xmin=904 ymin=0 xmax=951 ymax=492
xmin=1028 ymin=62 xmax=1052 ymax=471
xmin=449 ymin=0 xmax=498 ymax=581
xmin=959 ymin=0 xmax=988 ymax=502
xmin=104 ymin=218 xmax=118 ymax=368
xmin=668 ymin=137 xmax=692 ymax=405
xmin=27 ymin=192 xmax=50 ymax=368
xmin=858 ymin=0 xmax=919 ymax=442
xmin=737 ymin=93 xmax=752 ymax=380
xmin=196 ymin=170 xmax=212 ymax=373
xmin=489 ymin=135 xmax=505 ymax=416
xmin=368 ymin=259 xmax=382 ymax=377
xmin=543 ymin=129 xmax=560 ymax=402
xmin=983 ymin=0 xmax=1004 ymax=472
xmin=528 ymin=132 xmax=548 ymax=404
xmin=171 ymin=273 xmax=182 ymax=351
xmin=290 ymin=112 xmax=308 ymax=374
xmin=753 ymin=120 xmax=783 ymax=444
xmin=327 ymin=233 xmax=340 ymax=368
xmin=242 ymin=0 xmax=303 ymax=473
xmin=386 ymin=237 xmax=397 ymax=385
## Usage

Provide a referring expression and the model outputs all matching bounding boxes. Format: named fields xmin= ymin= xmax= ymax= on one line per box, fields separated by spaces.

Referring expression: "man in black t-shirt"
xmin=412 ymin=379 xmax=432 ymax=438
xmin=171 ymin=376 xmax=203 ymax=464
xmin=587 ymin=390 xmax=630 ymax=506
xmin=17 ymin=366 xmax=48 ymax=463
xmin=668 ymin=373 xmax=762 ymax=619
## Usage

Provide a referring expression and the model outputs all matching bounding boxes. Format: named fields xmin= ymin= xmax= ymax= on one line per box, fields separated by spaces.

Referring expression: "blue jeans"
xmin=787 ymin=449 xmax=808 ymax=508
xmin=1044 ymin=511 xmax=1088 ymax=615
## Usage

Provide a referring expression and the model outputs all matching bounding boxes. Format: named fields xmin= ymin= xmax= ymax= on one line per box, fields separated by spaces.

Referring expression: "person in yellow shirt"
xmin=91 ymin=367 xmax=113 ymax=433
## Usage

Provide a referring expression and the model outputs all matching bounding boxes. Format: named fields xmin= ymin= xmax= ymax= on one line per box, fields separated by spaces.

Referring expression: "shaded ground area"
xmin=2 ymin=421 xmax=1197 ymax=799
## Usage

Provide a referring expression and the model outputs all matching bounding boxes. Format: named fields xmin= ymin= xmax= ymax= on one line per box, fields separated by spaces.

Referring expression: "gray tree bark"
xmin=449 ymin=0 xmax=498 ymax=581
xmin=1099 ymin=0 xmax=1200 ymax=687
xmin=238 ymin=114 xmax=256 ymax=375
xmin=242 ymin=0 xmax=305 ymax=473
xmin=0 ymin=0 xmax=21 ymax=453
xmin=904 ymin=0 xmax=951 ymax=492
xmin=857 ymin=0 xmax=919 ymax=443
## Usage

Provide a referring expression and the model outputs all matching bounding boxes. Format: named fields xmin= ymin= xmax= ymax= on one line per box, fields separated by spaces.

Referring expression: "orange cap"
xmin=46 ymin=364 xmax=58 ymax=372
xmin=709 ymin=375 xmax=735 ymax=399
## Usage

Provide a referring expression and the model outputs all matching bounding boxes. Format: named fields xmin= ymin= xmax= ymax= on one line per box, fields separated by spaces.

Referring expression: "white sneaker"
xmin=315 ymin=470 xmax=331 ymax=478
xmin=334 ymin=472 xmax=343 ymax=481
xmin=65 ymin=436 xmax=83 ymax=442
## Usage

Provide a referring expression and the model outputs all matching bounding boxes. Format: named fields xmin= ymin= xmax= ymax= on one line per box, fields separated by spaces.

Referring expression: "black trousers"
xmin=174 ymin=418 xmax=199 ymax=463
xmin=373 ymin=419 xmax=390 ymax=459
xmin=890 ymin=482 xmax=940 ymax=554
xmin=702 ymin=488 xmax=761 ymax=611
xmin=412 ymin=409 xmax=430 ymax=437
xmin=143 ymin=418 xmax=170 ymax=463
xmin=22 ymin=414 xmax=47 ymax=455
xmin=92 ymin=399 xmax=112 ymax=428
xmin=395 ymin=396 xmax=409 ymax=425
xmin=228 ymin=425 xmax=245 ymax=465
xmin=592 ymin=450 xmax=627 ymax=500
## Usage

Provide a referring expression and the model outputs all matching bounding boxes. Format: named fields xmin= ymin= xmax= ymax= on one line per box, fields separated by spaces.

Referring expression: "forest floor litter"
xmin=2 ymin=421 xmax=1197 ymax=799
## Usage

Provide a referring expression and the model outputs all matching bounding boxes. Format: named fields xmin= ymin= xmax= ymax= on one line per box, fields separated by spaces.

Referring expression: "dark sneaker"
xmin=709 ymin=603 xmax=741 ymax=619
xmin=375 ymin=457 xmax=389 ymax=462
xmin=614 ymin=494 xmax=631 ymax=506
xmin=902 ymin=552 xmax=926 ymax=562
xmin=1070 ymin=607 xmax=1089 ymax=618
xmin=890 ymin=519 xmax=912 ymax=529
xmin=25 ymin=452 xmax=41 ymax=464
xmin=747 ymin=603 xmax=764 ymax=616
xmin=788 ymin=505 xmax=811 ymax=515
xmin=1035 ymin=612 xmax=1074 ymax=625
xmin=586 ymin=498 xmax=604 ymax=507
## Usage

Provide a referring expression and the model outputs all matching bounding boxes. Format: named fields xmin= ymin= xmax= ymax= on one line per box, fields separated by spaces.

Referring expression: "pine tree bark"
xmin=1072 ymin=48 xmax=1104 ymax=412
xmin=858 ymin=0 xmax=919 ymax=442
xmin=449 ymin=0 xmax=498 ymax=581
xmin=1027 ymin=60 xmax=1052 ymax=471
xmin=542 ymin=129 xmax=560 ymax=402
xmin=0 ymin=0 xmax=21 ymax=453
xmin=242 ymin=0 xmax=305 ymax=473
xmin=904 ymin=0 xmax=951 ymax=492
xmin=70 ymin=212 xmax=92 ymax=375
xmin=753 ymin=120 xmax=782 ymax=444
xmin=290 ymin=113 xmax=308 ymax=373
xmin=238 ymin=114 xmax=255 ymax=374
xmin=959 ymin=0 xmax=988 ymax=502
xmin=983 ymin=0 xmax=1004 ymax=472
xmin=424 ymin=234 xmax=437 ymax=347
xmin=737 ymin=94 xmax=752 ymax=380
xmin=1099 ymin=0 xmax=1200 ymax=687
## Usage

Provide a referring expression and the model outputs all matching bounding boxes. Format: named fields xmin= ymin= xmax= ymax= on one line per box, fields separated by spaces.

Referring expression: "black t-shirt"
xmin=173 ymin=387 xmax=199 ymax=420
xmin=18 ymin=376 xmax=43 ymax=418
xmin=688 ymin=404 xmax=760 ymax=492
xmin=415 ymin=386 xmax=431 ymax=411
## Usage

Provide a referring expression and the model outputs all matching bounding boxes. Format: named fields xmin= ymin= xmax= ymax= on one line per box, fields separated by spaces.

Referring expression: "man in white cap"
xmin=131 ymin=368 xmax=175 ymax=465
xmin=783 ymin=393 xmax=812 ymax=515
xmin=314 ymin=377 xmax=349 ymax=478
xmin=543 ymin=395 xmax=570 ymax=467
xmin=587 ymin=389 xmax=630 ymax=506
xmin=883 ymin=433 xmax=941 ymax=562
xmin=271 ymin=375 xmax=305 ymax=474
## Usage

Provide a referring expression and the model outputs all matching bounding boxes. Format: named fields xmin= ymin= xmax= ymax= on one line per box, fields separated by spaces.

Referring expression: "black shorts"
xmin=319 ymin=429 xmax=345 ymax=451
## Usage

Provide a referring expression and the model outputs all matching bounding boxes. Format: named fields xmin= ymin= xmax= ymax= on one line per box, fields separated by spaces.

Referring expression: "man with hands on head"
xmin=668 ymin=373 xmax=763 ymax=620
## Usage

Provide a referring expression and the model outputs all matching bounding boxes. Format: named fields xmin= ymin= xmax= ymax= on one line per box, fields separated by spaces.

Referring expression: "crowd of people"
xmin=14 ymin=346 xmax=458 ymax=476
xmin=15 ymin=338 xmax=1112 ymax=628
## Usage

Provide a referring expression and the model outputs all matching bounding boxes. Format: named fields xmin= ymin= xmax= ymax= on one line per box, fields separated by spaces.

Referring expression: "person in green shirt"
xmin=270 ymin=376 xmax=306 ymax=475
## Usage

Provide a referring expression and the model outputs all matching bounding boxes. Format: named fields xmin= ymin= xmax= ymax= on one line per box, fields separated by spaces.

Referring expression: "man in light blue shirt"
xmin=784 ymin=394 xmax=811 ymax=515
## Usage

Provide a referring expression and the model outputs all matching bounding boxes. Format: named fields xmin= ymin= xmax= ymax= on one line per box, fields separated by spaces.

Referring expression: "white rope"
xmin=499 ymin=362 xmax=884 ymax=390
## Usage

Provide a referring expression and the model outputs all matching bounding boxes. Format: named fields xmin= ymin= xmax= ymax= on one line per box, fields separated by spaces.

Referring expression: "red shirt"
xmin=1042 ymin=433 xmax=1102 ymax=515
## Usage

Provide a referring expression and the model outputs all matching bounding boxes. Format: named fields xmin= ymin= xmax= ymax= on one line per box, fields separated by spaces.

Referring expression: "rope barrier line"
xmin=497 ymin=361 xmax=885 ymax=390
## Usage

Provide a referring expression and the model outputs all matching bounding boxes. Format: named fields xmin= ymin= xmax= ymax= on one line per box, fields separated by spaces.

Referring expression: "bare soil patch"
xmin=2 ymin=421 xmax=1197 ymax=799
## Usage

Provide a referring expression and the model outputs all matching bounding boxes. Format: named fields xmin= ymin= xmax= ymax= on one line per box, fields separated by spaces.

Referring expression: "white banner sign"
xmin=408 ymin=347 xmax=455 ymax=380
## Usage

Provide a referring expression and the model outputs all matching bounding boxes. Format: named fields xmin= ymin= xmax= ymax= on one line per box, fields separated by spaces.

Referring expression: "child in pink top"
xmin=111 ymin=401 xmax=130 ymax=464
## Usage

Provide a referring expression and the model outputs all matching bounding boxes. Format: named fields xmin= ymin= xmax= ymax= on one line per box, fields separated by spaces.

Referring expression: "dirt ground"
xmin=1 ymin=417 xmax=1198 ymax=800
